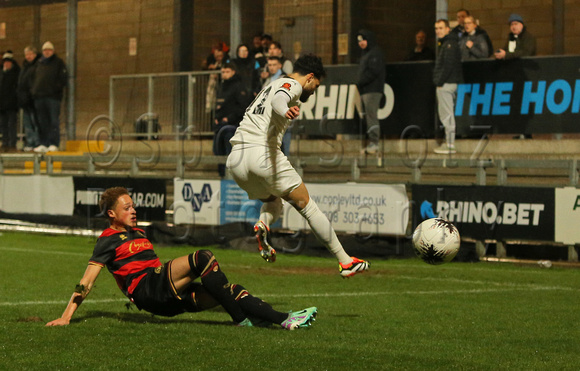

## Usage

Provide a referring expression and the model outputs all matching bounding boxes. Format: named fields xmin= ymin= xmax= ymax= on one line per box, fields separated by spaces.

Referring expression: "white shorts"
xmin=226 ymin=144 xmax=302 ymax=200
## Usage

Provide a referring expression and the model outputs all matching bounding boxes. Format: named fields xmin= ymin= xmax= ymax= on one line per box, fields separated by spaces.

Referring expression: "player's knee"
xmin=189 ymin=250 xmax=217 ymax=276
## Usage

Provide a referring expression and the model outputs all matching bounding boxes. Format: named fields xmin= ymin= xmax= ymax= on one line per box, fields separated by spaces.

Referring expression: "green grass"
xmin=1 ymin=231 xmax=580 ymax=370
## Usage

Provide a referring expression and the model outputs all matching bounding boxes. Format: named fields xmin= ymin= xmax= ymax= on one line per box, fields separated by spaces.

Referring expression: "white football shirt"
xmin=230 ymin=77 xmax=302 ymax=148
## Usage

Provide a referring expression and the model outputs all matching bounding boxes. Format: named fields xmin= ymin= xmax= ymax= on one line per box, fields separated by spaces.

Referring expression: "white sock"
xmin=258 ymin=198 xmax=283 ymax=227
xmin=297 ymin=197 xmax=351 ymax=264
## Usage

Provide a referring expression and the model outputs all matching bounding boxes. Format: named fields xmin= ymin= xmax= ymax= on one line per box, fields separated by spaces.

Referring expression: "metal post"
xmin=187 ymin=74 xmax=194 ymax=137
xmin=109 ymin=76 xmax=114 ymax=124
xmin=475 ymin=162 xmax=486 ymax=186
xmin=66 ymin=0 xmax=77 ymax=140
xmin=230 ymin=0 xmax=242 ymax=54
xmin=570 ymin=159 xmax=578 ymax=186
xmin=148 ymin=76 xmax=154 ymax=140
xmin=351 ymin=158 xmax=360 ymax=180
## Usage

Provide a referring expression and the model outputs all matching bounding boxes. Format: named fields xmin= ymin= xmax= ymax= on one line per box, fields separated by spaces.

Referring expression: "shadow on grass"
xmin=71 ymin=310 xmax=232 ymax=327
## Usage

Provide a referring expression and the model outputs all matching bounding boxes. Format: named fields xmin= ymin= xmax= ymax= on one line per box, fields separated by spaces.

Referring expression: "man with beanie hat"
xmin=494 ymin=13 xmax=536 ymax=60
xmin=356 ymin=29 xmax=385 ymax=155
xmin=31 ymin=41 xmax=67 ymax=153
xmin=0 ymin=51 xmax=20 ymax=152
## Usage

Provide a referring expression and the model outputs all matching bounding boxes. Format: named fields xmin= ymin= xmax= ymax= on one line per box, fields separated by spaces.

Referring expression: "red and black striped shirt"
xmin=89 ymin=227 xmax=162 ymax=297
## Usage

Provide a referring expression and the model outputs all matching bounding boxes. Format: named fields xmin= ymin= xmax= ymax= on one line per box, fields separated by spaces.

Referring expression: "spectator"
xmin=213 ymin=63 xmax=248 ymax=176
xmin=18 ymin=46 xmax=41 ymax=152
xmin=433 ymin=19 xmax=462 ymax=155
xmin=205 ymin=48 xmax=227 ymax=113
xmin=31 ymin=41 xmax=67 ymax=153
xmin=268 ymin=41 xmax=293 ymax=74
xmin=451 ymin=8 xmax=469 ymax=38
xmin=232 ymin=44 xmax=260 ymax=96
xmin=0 ymin=51 xmax=20 ymax=153
xmin=249 ymin=32 xmax=264 ymax=59
xmin=459 ymin=16 xmax=490 ymax=61
xmin=405 ymin=29 xmax=435 ymax=61
xmin=263 ymin=56 xmax=284 ymax=86
xmin=260 ymin=33 xmax=273 ymax=56
xmin=201 ymin=40 xmax=230 ymax=70
xmin=494 ymin=14 xmax=536 ymax=60
xmin=452 ymin=9 xmax=493 ymax=54
xmin=356 ymin=29 xmax=385 ymax=155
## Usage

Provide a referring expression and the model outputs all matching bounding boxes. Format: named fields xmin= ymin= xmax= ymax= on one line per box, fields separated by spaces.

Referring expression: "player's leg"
xmin=434 ymin=84 xmax=457 ymax=154
xmin=254 ymin=196 xmax=283 ymax=262
xmin=284 ymin=183 xmax=370 ymax=278
xmin=169 ymin=250 xmax=247 ymax=323
xmin=230 ymin=284 xmax=317 ymax=330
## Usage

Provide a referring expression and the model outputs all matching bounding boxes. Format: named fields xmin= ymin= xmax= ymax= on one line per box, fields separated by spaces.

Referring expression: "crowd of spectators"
xmin=0 ymin=41 xmax=67 ymax=153
xmin=0 ymin=10 xmax=540 ymax=158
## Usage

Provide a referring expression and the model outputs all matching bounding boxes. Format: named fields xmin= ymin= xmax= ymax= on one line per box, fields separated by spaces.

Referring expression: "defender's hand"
xmin=46 ymin=318 xmax=70 ymax=327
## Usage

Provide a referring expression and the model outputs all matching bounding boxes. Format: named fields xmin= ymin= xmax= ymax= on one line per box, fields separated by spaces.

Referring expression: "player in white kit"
xmin=226 ymin=54 xmax=370 ymax=278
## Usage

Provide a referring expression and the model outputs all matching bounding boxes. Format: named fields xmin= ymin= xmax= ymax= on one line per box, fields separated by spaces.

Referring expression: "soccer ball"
xmin=412 ymin=218 xmax=460 ymax=265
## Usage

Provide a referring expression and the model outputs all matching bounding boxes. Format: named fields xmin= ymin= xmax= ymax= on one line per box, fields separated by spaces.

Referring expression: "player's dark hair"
xmin=99 ymin=187 xmax=129 ymax=215
xmin=267 ymin=56 xmax=281 ymax=63
xmin=457 ymin=8 xmax=470 ymax=16
xmin=293 ymin=54 xmax=326 ymax=80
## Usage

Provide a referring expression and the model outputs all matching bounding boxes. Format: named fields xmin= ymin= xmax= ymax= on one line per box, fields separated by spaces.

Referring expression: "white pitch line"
xmin=1 ymin=286 xmax=577 ymax=307
xmin=0 ymin=246 xmax=88 ymax=257
xmin=395 ymin=275 xmax=573 ymax=291
xmin=0 ymin=298 xmax=128 ymax=307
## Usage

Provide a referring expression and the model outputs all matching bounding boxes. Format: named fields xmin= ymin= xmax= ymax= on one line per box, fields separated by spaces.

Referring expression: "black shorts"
xmin=130 ymin=261 xmax=204 ymax=317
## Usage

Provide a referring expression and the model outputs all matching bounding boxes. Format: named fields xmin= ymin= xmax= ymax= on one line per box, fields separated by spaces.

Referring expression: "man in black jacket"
xmin=31 ymin=41 xmax=67 ymax=153
xmin=494 ymin=13 xmax=536 ymax=60
xmin=213 ymin=62 xmax=249 ymax=176
xmin=356 ymin=29 xmax=385 ymax=155
xmin=18 ymin=46 xmax=41 ymax=151
xmin=0 ymin=51 xmax=20 ymax=152
xmin=433 ymin=19 xmax=462 ymax=155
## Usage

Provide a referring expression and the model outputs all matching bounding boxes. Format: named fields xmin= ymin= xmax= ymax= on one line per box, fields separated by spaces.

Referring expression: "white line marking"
xmin=1 ymin=286 xmax=577 ymax=307
xmin=0 ymin=246 xmax=88 ymax=257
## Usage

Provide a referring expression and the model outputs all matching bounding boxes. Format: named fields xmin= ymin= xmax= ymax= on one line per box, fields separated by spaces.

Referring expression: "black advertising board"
xmin=412 ymin=185 xmax=555 ymax=241
xmin=456 ymin=56 xmax=580 ymax=136
xmin=74 ymin=177 xmax=166 ymax=221
xmin=298 ymin=56 xmax=580 ymax=138
xmin=296 ymin=63 xmax=435 ymax=137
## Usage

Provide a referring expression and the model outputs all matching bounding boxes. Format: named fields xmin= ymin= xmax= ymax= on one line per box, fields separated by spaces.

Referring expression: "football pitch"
xmin=1 ymin=232 xmax=579 ymax=370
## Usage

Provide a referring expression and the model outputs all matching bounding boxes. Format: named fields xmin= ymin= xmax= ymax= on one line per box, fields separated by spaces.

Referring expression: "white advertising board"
xmin=282 ymin=183 xmax=409 ymax=235
xmin=0 ymin=175 xmax=74 ymax=215
xmin=173 ymin=179 xmax=221 ymax=225
xmin=555 ymin=187 xmax=580 ymax=244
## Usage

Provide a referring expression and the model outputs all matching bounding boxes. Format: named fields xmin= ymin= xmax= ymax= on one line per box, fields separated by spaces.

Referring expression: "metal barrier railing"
xmin=109 ymin=70 xmax=220 ymax=137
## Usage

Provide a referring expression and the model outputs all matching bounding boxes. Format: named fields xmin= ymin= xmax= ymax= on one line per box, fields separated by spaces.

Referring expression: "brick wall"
xmin=264 ymin=0 xmax=335 ymax=63
xmin=359 ymin=0 xmax=437 ymax=62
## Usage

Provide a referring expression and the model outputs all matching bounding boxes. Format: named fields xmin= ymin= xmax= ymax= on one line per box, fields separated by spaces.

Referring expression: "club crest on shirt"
xmin=282 ymin=82 xmax=292 ymax=91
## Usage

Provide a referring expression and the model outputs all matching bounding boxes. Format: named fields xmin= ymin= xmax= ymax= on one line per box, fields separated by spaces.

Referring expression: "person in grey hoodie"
xmin=356 ymin=29 xmax=385 ymax=155
xmin=433 ymin=19 xmax=462 ymax=154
